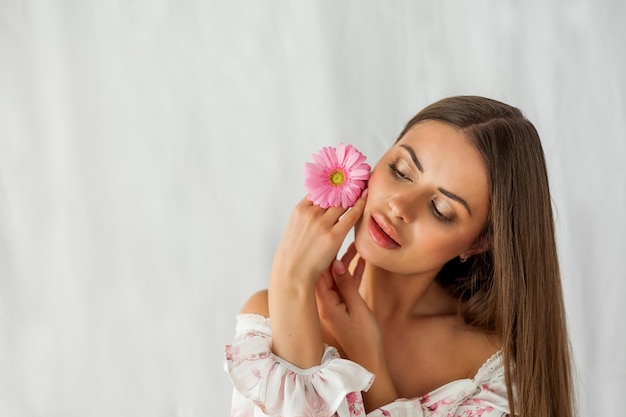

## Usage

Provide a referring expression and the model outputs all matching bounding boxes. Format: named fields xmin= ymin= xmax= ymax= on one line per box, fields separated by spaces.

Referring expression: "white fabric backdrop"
xmin=1 ymin=1 xmax=624 ymax=416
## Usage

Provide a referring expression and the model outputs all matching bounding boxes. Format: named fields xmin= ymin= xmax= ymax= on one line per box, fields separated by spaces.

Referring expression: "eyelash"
xmin=431 ymin=202 xmax=453 ymax=223
xmin=387 ymin=162 xmax=453 ymax=224
xmin=388 ymin=162 xmax=411 ymax=181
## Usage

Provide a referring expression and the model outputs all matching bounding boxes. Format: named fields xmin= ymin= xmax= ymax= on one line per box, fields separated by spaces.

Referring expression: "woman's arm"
xmin=268 ymin=195 xmax=366 ymax=368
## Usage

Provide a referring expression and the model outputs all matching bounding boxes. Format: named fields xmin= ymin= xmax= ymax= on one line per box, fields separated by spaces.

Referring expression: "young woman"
xmin=225 ymin=96 xmax=576 ymax=417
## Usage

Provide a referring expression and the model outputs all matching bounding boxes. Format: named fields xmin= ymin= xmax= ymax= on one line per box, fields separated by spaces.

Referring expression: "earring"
xmin=460 ymin=254 xmax=468 ymax=263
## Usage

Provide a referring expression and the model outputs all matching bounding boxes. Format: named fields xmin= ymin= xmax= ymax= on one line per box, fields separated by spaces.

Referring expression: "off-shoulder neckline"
xmin=235 ymin=313 xmax=504 ymax=398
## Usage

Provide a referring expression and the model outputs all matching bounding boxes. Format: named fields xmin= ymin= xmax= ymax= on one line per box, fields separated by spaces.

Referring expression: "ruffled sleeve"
xmin=225 ymin=314 xmax=375 ymax=417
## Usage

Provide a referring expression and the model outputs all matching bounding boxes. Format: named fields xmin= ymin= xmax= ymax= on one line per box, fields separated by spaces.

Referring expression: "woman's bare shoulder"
xmin=240 ymin=289 xmax=270 ymax=317
xmin=443 ymin=317 xmax=502 ymax=378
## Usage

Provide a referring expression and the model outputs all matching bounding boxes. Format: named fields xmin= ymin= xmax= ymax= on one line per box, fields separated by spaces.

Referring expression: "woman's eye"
xmin=388 ymin=163 xmax=411 ymax=181
xmin=431 ymin=202 xmax=453 ymax=224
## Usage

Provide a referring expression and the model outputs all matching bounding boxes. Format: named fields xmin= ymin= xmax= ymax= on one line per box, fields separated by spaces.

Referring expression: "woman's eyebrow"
xmin=399 ymin=144 xmax=423 ymax=172
xmin=399 ymin=143 xmax=472 ymax=216
xmin=438 ymin=187 xmax=472 ymax=216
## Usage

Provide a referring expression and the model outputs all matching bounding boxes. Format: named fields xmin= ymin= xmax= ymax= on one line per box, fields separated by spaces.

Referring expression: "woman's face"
xmin=354 ymin=120 xmax=490 ymax=276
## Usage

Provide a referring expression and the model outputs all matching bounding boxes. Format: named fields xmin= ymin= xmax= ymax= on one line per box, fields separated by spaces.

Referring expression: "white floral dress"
xmin=225 ymin=314 xmax=513 ymax=417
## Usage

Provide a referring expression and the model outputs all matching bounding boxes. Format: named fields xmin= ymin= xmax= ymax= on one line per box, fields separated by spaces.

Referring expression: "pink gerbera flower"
xmin=304 ymin=143 xmax=371 ymax=209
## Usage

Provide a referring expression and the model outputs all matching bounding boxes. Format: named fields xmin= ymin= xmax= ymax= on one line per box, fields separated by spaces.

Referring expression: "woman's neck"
xmin=359 ymin=263 xmax=459 ymax=324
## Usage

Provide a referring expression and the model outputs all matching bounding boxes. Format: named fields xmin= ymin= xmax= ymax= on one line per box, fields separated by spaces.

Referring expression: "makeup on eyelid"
xmin=432 ymin=199 xmax=455 ymax=223
xmin=387 ymin=160 xmax=457 ymax=224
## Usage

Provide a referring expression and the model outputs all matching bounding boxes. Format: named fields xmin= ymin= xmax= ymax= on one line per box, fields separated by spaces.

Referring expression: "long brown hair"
xmin=398 ymin=96 xmax=575 ymax=417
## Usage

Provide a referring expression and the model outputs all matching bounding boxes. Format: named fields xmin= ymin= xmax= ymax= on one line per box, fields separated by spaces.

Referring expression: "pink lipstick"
xmin=368 ymin=213 xmax=401 ymax=249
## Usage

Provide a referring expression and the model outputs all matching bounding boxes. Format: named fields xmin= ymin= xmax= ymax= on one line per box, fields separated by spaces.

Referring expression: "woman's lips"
xmin=368 ymin=213 xmax=401 ymax=249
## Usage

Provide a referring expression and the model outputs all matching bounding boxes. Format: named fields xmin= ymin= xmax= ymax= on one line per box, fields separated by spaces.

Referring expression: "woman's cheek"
xmin=364 ymin=165 xmax=386 ymax=199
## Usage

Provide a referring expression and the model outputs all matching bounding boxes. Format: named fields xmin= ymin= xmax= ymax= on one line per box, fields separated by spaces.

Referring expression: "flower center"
xmin=330 ymin=169 xmax=346 ymax=186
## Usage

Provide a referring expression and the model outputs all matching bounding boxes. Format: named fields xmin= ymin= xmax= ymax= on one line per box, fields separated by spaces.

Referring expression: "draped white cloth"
xmin=0 ymin=1 xmax=624 ymax=416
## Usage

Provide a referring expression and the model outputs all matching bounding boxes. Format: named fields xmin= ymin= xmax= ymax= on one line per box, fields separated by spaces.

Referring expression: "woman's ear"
xmin=460 ymin=234 xmax=492 ymax=260
xmin=473 ymin=234 xmax=492 ymax=255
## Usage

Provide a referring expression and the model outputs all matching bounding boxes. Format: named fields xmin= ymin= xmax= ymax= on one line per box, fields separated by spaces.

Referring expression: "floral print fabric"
xmin=225 ymin=314 xmax=513 ymax=417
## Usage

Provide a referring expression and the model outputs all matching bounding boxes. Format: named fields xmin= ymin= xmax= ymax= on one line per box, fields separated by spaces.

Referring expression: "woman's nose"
xmin=388 ymin=191 xmax=419 ymax=223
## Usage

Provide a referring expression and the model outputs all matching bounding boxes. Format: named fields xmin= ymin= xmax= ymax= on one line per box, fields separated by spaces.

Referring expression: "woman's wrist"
xmin=345 ymin=347 xmax=397 ymax=411
xmin=270 ymin=259 xmax=323 ymax=288
xmin=362 ymin=363 xmax=398 ymax=411
xmin=268 ymin=266 xmax=325 ymax=368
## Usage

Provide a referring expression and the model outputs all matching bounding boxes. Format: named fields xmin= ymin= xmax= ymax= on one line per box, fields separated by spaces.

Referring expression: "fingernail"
xmin=361 ymin=188 xmax=369 ymax=199
xmin=332 ymin=259 xmax=347 ymax=275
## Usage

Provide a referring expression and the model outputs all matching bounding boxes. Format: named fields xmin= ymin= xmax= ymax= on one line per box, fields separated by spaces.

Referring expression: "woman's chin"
xmin=353 ymin=231 xmax=377 ymax=266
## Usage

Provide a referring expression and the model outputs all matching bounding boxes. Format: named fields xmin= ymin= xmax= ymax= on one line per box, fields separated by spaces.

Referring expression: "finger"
xmin=331 ymin=259 xmax=367 ymax=311
xmin=298 ymin=194 xmax=315 ymax=207
xmin=315 ymin=274 xmax=333 ymax=301
xmin=352 ymin=256 xmax=366 ymax=286
xmin=319 ymin=268 xmax=335 ymax=290
xmin=315 ymin=270 xmax=343 ymax=318
xmin=340 ymin=242 xmax=358 ymax=267
xmin=294 ymin=195 xmax=326 ymax=222
xmin=332 ymin=194 xmax=367 ymax=237
xmin=322 ymin=205 xmax=350 ymax=225
xmin=301 ymin=195 xmax=350 ymax=227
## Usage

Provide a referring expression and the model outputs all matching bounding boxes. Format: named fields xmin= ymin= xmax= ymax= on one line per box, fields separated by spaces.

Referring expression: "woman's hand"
xmin=269 ymin=194 xmax=367 ymax=369
xmin=315 ymin=243 xmax=399 ymax=411
xmin=271 ymin=196 xmax=366 ymax=284
xmin=315 ymin=243 xmax=376 ymax=359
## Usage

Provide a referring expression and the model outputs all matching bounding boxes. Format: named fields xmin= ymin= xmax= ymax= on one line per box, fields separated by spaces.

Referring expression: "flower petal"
xmin=336 ymin=143 xmax=347 ymax=165
xmin=349 ymin=165 xmax=371 ymax=180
